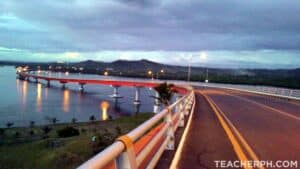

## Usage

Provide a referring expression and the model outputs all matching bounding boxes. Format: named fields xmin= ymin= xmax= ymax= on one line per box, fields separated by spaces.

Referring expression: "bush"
xmin=42 ymin=126 xmax=52 ymax=135
xmin=0 ymin=128 xmax=4 ymax=136
xmin=57 ymin=127 xmax=79 ymax=138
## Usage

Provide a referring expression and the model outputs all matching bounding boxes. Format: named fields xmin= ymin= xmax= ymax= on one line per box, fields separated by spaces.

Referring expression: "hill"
xmin=1 ymin=59 xmax=299 ymax=89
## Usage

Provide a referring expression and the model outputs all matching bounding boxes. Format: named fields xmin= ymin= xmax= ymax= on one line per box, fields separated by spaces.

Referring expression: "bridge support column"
xmin=133 ymin=87 xmax=141 ymax=113
xmin=110 ymin=85 xmax=122 ymax=98
xmin=79 ymin=83 xmax=85 ymax=92
xmin=153 ymin=91 xmax=161 ymax=113
xmin=46 ymin=80 xmax=51 ymax=87
xmin=110 ymin=86 xmax=123 ymax=109
xmin=60 ymin=82 xmax=67 ymax=90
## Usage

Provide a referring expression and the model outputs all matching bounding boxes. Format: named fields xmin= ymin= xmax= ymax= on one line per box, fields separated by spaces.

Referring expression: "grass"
xmin=0 ymin=113 xmax=153 ymax=169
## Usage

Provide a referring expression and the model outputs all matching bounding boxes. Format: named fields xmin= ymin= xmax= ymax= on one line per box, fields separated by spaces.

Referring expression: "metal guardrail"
xmin=203 ymin=84 xmax=300 ymax=101
xmin=187 ymin=82 xmax=300 ymax=101
xmin=78 ymin=90 xmax=195 ymax=169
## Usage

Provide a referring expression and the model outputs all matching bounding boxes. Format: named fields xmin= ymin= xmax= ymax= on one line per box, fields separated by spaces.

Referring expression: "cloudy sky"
xmin=0 ymin=0 xmax=299 ymax=68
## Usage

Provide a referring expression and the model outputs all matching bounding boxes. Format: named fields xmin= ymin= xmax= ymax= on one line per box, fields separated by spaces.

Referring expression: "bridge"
xmin=17 ymin=71 xmax=300 ymax=169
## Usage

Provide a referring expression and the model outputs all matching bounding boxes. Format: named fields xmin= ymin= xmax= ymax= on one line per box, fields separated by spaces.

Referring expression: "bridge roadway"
xmin=172 ymin=87 xmax=300 ymax=169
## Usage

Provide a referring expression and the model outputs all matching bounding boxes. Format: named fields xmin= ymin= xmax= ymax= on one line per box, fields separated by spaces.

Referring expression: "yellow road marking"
xmin=199 ymin=92 xmax=252 ymax=169
xmin=226 ymin=93 xmax=300 ymax=121
xmin=210 ymin=98 xmax=266 ymax=169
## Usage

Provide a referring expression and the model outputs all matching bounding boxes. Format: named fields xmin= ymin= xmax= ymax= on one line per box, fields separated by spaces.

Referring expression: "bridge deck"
xmin=176 ymin=92 xmax=238 ymax=169
xmin=175 ymin=87 xmax=300 ymax=169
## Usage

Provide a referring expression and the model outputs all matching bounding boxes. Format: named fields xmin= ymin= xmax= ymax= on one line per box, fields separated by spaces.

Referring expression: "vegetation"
xmin=154 ymin=82 xmax=177 ymax=106
xmin=0 ymin=113 xmax=153 ymax=169
xmin=57 ymin=127 xmax=79 ymax=138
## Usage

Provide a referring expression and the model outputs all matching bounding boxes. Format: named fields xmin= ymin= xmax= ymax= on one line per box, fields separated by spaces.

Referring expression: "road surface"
xmin=177 ymin=87 xmax=300 ymax=169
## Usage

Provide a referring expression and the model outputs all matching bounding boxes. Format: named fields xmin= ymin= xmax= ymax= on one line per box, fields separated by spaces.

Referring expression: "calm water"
xmin=0 ymin=66 xmax=158 ymax=127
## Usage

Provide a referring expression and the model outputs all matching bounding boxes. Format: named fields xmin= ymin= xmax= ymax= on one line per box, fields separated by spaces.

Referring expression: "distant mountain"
xmin=1 ymin=59 xmax=299 ymax=88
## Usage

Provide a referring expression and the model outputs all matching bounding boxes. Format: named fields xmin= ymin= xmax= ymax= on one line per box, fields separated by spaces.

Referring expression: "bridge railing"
xmin=78 ymin=89 xmax=195 ymax=169
xmin=202 ymin=83 xmax=300 ymax=101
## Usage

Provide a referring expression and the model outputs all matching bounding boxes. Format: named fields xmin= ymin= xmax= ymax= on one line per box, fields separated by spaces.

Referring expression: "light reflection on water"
xmin=22 ymin=80 xmax=28 ymax=105
xmin=36 ymin=83 xmax=42 ymax=112
xmin=0 ymin=66 xmax=156 ymax=127
xmin=101 ymin=101 xmax=110 ymax=121
xmin=62 ymin=90 xmax=70 ymax=113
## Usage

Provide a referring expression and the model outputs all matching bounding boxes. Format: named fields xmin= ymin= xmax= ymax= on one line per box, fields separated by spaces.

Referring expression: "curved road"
xmin=177 ymin=87 xmax=300 ymax=169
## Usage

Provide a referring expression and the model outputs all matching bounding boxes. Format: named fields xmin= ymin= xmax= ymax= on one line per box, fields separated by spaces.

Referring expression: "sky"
xmin=0 ymin=0 xmax=299 ymax=69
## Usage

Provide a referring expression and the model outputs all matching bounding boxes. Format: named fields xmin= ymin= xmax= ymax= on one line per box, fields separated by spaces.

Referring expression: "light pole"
xmin=148 ymin=70 xmax=153 ymax=80
xmin=200 ymin=52 xmax=208 ymax=83
xmin=187 ymin=55 xmax=192 ymax=82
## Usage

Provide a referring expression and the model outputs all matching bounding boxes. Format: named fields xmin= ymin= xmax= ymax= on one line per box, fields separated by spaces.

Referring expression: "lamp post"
xmin=187 ymin=55 xmax=192 ymax=82
xmin=187 ymin=52 xmax=208 ymax=82
xmin=148 ymin=70 xmax=153 ymax=80
xmin=156 ymin=69 xmax=164 ymax=79
xmin=200 ymin=52 xmax=208 ymax=83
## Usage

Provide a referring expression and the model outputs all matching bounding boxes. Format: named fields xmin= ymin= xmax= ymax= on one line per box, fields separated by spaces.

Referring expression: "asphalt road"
xmin=178 ymin=87 xmax=300 ymax=169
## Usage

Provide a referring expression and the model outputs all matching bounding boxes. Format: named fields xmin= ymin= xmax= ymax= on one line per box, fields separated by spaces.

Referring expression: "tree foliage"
xmin=153 ymin=82 xmax=177 ymax=106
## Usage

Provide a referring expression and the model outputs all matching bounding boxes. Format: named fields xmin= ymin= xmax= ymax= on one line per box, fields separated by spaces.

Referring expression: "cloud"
xmin=0 ymin=1 xmax=299 ymax=69
xmin=0 ymin=0 xmax=299 ymax=52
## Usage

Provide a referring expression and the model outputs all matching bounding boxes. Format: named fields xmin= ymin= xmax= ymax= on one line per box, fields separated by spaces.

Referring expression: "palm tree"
xmin=89 ymin=115 xmax=96 ymax=123
xmin=51 ymin=117 xmax=59 ymax=125
xmin=42 ymin=126 xmax=52 ymax=137
xmin=29 ymin=121 xmax=35 ymax=128
xmin=45 ymin=117 xmax=59 ymax=125
xmin=71 ymin=118 xmax=78 ymax=124
xmin=153 ymin=82 xmax=177 ymax=106
xmin=6 ymin=122 xmax=14 ymax=128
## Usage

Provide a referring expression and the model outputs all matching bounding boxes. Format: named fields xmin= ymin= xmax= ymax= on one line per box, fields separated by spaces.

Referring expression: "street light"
xmin=104 ymin=71 xmax=109 ymax=76
xmin=200 ymin=52 xmax=208 ymax=83
xmin=187 ymin=55 xmax=193 ymax=82
xmin=148 ymin=70 xmax=153 ymax=79
xmin=187 ymin=52 xmax=208 ymax=82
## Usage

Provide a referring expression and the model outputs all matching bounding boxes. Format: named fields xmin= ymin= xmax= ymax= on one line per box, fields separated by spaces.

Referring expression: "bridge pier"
xmin=110 ymin=85 xmax=123 ymax=109
xmin=46 ymin=80 xmax=51 ymax=87
xmin=110 ymin=85 xmax=122 ymax=98
xmin=153 ymin=91 xmax=161 ymax=113
xmin=133 ymin=87 xmax=142 ymax=113
xmin=60 ymin=82 xmax=67 ymax=90
xmin=79 ymin=83 xmax=86 ymax=92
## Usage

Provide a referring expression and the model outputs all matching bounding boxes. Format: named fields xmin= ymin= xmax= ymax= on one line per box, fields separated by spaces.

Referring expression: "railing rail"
xmin=78 ymin=90 xmax=195 ymax=169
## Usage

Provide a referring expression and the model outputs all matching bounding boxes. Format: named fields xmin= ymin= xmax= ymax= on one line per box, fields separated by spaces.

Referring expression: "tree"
xmin=42 ymin=126 xmax=52 ymax=137
xmin=0 ymin=128 xmax=4 ymax=136
xmin=89 ymin=115 xmax=96 ymax=123
xmin=46 ymin=117 xmax=59 ymax=125
xmin=153 ymin=82 xmax=177 ymax=106
xmin=71 ymin=118 xmax=78 ymax=124
xmin=29 ymin=121 xmax=35 ymax=128
xmin=51 ymin=117 xmax=59 ymax=125
xmin=6 ymin=122 xmax=14 ymax=128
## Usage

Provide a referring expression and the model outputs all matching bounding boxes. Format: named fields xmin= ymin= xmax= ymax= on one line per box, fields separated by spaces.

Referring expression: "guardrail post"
xmin=116 ymin=136 xmax=138 ymax=169
xmin=178 ymin=99 xmax=185 ymax=127
xmin=165 ymin=108 xmax=175 ymax=150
